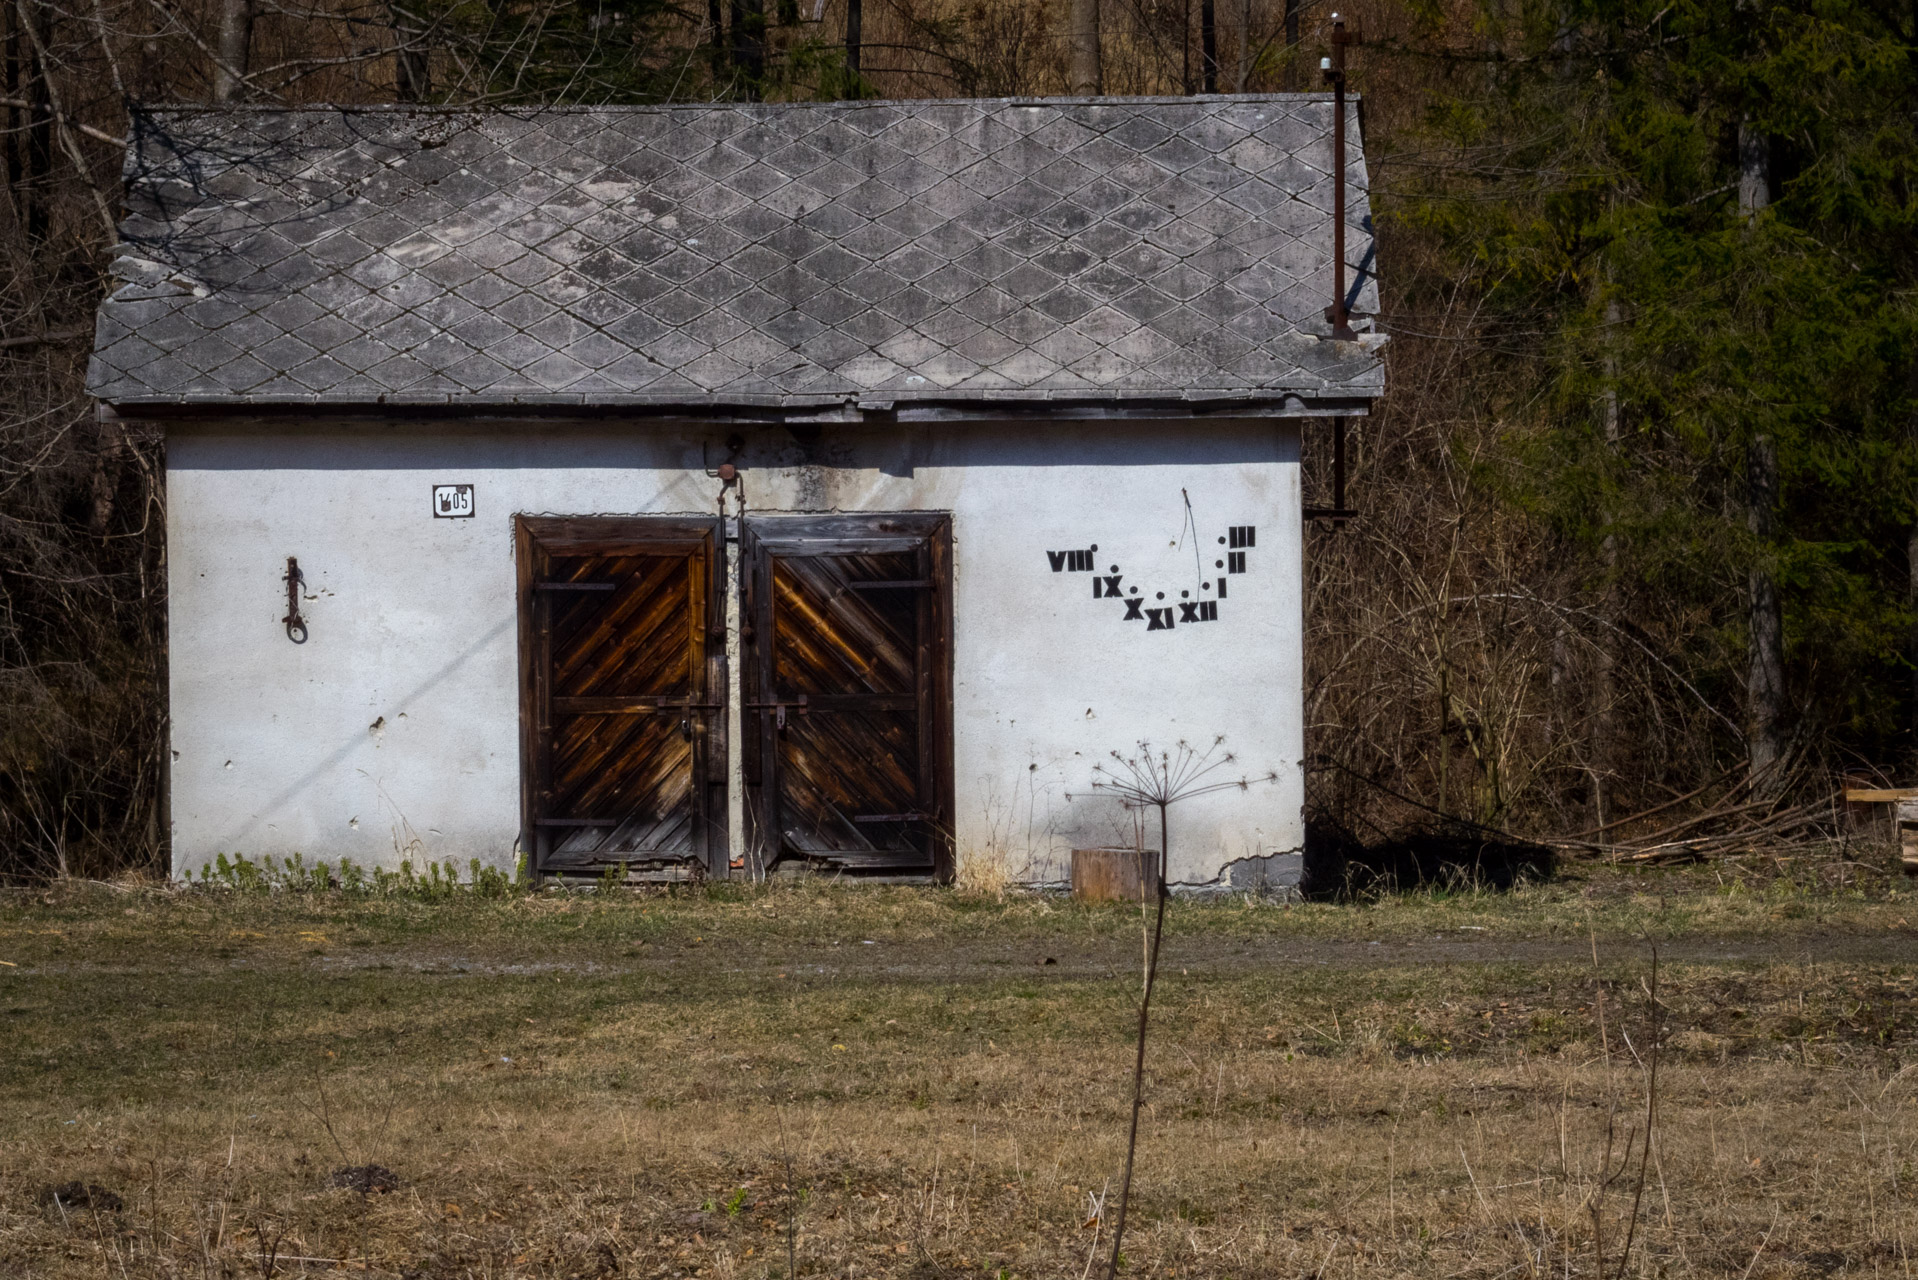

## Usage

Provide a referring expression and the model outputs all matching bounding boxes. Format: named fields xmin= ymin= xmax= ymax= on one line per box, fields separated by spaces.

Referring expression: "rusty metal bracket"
xmin=282 ymin=556 xmax=307 ymax=643
xmin=748 ymin=692 xmax=810 ymax=729
xmin=1303 ymin=415 xmax=1358 ymax=524
xmin=706 ymin=434 xmax=745 ymax=486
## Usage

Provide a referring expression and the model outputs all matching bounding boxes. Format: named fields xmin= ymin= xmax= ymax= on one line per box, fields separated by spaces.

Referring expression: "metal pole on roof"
xmin=1321 ymin=14 xmax=1357 ymax=342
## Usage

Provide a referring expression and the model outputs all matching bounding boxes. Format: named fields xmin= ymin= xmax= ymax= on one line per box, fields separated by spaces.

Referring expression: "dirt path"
xmin=11 ymin=925 xmax=1882 ymax=981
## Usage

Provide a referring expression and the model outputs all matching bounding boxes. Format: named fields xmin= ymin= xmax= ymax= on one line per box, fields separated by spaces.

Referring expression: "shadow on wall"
xmin=1302 ymin=816 xmax=1555 ymax=899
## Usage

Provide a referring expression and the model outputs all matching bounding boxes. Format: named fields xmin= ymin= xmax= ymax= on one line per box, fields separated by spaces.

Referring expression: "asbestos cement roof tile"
xmin=91 ymin=97 xmax=1384 ymax=411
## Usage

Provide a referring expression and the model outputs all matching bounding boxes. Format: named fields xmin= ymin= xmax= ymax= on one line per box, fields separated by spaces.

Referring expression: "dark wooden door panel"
xmin=517 ymin=517 xmax=724 ymax=877
xmin=745 ymin=515 xmax=952 ymax=880
xmin=772 ymin=552 xmax=918 ymax=695
xmin=777 ymin=710 xmax=921 ymax=854
xmin=545 ymin=712 xmax=693 ymax=862
xmin=549 ymin=554 xmax=695 ymax=698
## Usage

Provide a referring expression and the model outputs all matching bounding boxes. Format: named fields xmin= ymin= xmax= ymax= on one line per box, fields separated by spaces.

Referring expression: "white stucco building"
xmin=89 ymin=97 xmax=1383 ymax=887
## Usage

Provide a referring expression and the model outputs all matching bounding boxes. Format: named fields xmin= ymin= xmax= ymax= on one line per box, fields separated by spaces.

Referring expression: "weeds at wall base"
xmin=194 ymin=851 xmax=525 ymax=899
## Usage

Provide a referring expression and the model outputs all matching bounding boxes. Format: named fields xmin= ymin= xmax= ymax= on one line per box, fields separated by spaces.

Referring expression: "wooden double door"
xmin=517 ymin=514 xmax=952 ymax=881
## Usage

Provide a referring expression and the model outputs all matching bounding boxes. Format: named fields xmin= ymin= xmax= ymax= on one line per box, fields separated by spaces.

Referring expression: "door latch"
xmin=747 ymin=693 xmax=809 ymax=729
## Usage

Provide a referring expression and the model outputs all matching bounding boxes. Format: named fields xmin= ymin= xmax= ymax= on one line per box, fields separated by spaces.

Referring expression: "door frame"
xmin=740 ymin=513 xmax=955 ymax=883
xmin=514 ymin=515 xmax=728 ymax=879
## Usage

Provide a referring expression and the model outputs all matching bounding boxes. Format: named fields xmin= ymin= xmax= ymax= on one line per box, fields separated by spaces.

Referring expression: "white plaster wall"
xmin=165 ymin=418 xmax=1304 ymax=886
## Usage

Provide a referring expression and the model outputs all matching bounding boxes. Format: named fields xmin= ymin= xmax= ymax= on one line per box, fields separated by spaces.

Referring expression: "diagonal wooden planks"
xmin=521 ymin=520 xmax=722 ymax=873
xmin=753 ymin=533 xmax=939 ymax=869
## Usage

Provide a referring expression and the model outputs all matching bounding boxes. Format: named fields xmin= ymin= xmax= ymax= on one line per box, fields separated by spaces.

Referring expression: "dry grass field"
xmin=1 ymin=861 xmax=1915 ymax=1278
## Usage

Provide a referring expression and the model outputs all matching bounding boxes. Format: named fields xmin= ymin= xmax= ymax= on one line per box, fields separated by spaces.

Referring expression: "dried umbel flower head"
xmin=1090 ymin=736 xmax=1278 ymax=813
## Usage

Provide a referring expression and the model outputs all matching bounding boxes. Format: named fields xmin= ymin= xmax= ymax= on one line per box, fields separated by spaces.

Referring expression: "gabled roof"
xmin=88 ymin=98 xmax=1383 ymax=415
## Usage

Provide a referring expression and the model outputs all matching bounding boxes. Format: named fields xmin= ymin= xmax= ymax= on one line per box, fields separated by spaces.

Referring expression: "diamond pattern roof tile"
xmin=91 ymin=97 xmax=1383 ymax=410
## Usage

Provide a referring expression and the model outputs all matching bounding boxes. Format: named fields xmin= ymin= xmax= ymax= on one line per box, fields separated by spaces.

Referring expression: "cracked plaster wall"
xmin=163 ymin=416 xmax=1305 ymax=885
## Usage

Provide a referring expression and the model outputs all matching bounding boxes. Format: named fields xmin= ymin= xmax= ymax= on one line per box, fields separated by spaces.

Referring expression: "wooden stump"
xmin=1071 ymin=847 xmax=1161 ymax=902
xmin=1899 ymin=800 xmax=1918 ymax=875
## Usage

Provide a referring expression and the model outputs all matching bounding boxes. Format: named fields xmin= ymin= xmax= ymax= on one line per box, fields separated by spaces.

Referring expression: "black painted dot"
xmin=1202 ymin=582 xmax=1211 ymax=590
xmin=1217 ymin=536 xmax=1226 ymax=544
xmin=1215 ymin=559 xmax=1224 ymax=568
xmin=1130 ymin=586 xmax=1139 ymax=594
xmin=1110 ymin=565 xmax=1119 ymax=573
xmin=1090 ymin=544 xmax=1097 ymax=552
xmin=1155 ymin=592 xmax=1164 ymax=600
xmin=1180 ymin=591 xmax=1188 ymax=598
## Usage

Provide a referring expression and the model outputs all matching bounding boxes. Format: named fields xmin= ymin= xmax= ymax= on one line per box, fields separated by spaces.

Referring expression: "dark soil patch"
xmin=37 ymin=1182 xmax=123 ymax=1212
xmin=330 ymin=1164 xmax=400 ymax=1193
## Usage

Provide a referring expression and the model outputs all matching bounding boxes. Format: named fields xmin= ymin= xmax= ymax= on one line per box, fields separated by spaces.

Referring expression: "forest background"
xmin=1 ymin=0 xmax=1914 ymax=879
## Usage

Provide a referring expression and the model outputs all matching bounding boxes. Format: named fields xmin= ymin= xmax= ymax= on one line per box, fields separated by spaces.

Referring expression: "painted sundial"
xmin=1045 ymin=522 xmax=1257 ymax=632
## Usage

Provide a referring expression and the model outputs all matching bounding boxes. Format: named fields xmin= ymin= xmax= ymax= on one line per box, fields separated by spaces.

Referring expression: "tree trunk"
xmin=391 ymin=4 xmax=429 ymax=102
xmin=1746 ymin=434 xmax=1785 ymax=796
xmin=4 ymin=1 xmax=20 ymax=205
xmin=1068 ymin=0 xmax=1100 ymax=94
xmin=89 ymin=420 xmax=126 ymax=538
xmin=1281 ymin=0 xmax=1300 ymax=90
xmin=1595 ymin=298 xmax=1623 ymax=835
xmin=1739 ymin=119 xmax=1785 ymax=798
xmin=1199 ymin=0 xmax=1217 ymax=93
xmin=731 ymin=0 xmax=764 ymax=94
xmin=1909 ymin=515 xmax=1917 ymax=772
xmin=1181 ymin=0 xmax=1191 ymax=94
xmin=1737 ymin=118 xmax=1769 ymax=221
xmin=25 ymin=7 xmax=47 ymax=245
xmin=214 ymin=0 xmax=252 ymax=101
xmin=8 ymin=0 xmax=49 ymax=244
xmin=1233 ymin=0 xmax=1249 ymax=90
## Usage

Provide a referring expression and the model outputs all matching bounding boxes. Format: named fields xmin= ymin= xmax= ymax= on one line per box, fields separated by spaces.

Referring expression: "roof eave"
xmin=98 ymin=390 xmax=1380 ymax=424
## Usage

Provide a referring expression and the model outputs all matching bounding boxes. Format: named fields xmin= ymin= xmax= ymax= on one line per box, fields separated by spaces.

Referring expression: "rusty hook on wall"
xmin=283 ymin=556 xmax=308 ymax=643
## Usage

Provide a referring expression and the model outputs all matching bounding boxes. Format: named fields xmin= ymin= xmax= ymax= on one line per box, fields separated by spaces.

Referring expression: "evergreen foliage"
xmin=1387 ymin=0 xmax=1918 ymax=774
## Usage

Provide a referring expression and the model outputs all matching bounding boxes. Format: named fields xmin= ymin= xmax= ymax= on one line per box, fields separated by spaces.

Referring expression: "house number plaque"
xmin=433 ymin=484 xmax=475 ymax=518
